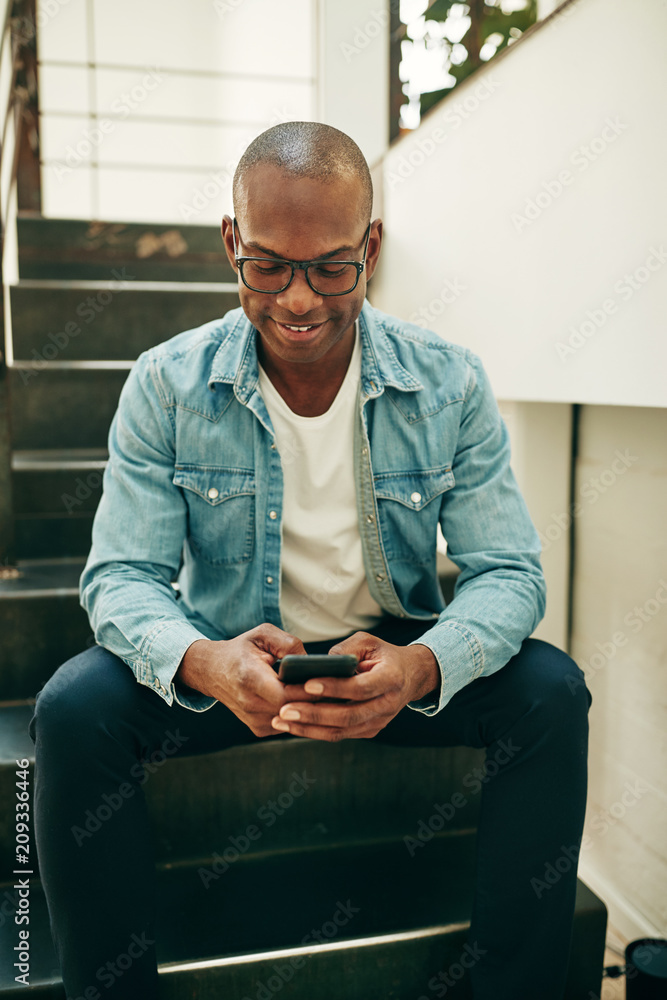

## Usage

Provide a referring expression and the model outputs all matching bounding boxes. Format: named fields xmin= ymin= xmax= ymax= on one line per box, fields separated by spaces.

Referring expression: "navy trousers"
xmin=29 ymin=619 xmax=591 ymax=1000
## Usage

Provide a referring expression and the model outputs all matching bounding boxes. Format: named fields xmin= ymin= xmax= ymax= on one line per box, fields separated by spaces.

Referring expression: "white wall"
xmin=317 ymin=0 xmax=389 ymax=170
xmin=36 ymin=0 xmax=390 ymax=225
xmin=372 ymin=0 xmax=667 ymax=409
xmin=37 ymin=0 xmax=317 ymax=223
xmin=571 ymin=405 xmax=667 ymax=940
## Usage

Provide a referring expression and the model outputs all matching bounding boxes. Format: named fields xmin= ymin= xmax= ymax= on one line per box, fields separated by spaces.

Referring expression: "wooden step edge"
xmin=13 ymin=278 xmax=238 ymax=293
xmin=161 ymin=921 xmax=471 ymax=975
xmin=9 ymin=359 xmax=135 ymax=371
xmin=12 ymin=450 xmax=108 ymax=471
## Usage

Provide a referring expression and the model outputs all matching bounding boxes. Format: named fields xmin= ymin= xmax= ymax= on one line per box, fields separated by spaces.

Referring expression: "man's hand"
xmin=270 ymin=633 xmax=441 ymax=742
xmin=176 ymin=624 xmax=309 ymax=737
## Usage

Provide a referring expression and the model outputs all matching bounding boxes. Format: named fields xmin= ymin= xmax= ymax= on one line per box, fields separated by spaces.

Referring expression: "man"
xmin=30 ymin=122 xmax=591 ymax=999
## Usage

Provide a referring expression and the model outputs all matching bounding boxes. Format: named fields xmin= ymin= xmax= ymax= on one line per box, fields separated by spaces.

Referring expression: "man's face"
xmin=221 ymin=163 xmax=382 ymax=368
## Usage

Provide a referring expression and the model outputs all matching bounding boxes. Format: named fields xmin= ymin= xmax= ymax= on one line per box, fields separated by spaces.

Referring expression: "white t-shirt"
xmin=257 ymin=324 xmax=384 ymax=642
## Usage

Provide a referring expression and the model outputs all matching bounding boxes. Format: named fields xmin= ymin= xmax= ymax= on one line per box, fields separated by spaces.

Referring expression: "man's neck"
xmin=258 ymin=324 xmax=357 ymax=417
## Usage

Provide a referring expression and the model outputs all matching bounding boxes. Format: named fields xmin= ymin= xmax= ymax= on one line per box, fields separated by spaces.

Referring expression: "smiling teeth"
xmin=283 ymin=324 xmax=315 ymax=331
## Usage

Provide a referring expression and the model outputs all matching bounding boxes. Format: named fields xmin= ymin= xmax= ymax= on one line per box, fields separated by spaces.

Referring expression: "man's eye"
xmin=252 ymin=261 xmax=287 ymax=273
xmin=313 ymin=263 xmax=348 ymax=277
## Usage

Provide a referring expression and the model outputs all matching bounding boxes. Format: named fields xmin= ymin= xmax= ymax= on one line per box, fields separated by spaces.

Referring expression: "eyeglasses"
xmin=232 ymin=217 xmax=371 ymax=296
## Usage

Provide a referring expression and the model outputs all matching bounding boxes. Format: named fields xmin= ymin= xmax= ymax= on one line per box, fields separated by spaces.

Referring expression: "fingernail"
xmin=272 ymin=718 xmax=290 ymax=731
xmin=305 ymin=681 xmax=324 ymax=695
xmin=281 ymin=708 xmax=301 ymax=721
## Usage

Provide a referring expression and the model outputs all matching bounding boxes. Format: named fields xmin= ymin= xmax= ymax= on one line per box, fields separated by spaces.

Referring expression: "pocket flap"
xmin=173 ymin=466 xmax=256 ymax=505
xmin=373 ymin=467 xmax=455 ymax=510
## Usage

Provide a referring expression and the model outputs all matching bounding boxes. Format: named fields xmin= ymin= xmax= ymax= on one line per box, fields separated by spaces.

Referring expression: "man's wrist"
xmin=406 ymin=642 xmax=441 ymax=702
xmin=176 ymin=638 xmax=219 ymax=696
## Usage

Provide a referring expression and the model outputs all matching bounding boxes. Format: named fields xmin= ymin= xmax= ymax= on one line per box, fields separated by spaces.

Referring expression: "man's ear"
xmin=221 ymin=215 xmax=238 ymax=273
xmin=364 ymin=219 xmax=383 ymax=281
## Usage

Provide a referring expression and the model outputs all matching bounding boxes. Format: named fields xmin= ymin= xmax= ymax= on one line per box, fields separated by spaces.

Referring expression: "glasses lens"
xmin=242 ymin=260 xmax=293 ymax=292
xmin=307 ymin=262 xmax=359 ymax=294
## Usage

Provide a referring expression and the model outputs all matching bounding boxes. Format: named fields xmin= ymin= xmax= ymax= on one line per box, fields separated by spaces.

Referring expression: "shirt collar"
xmin=207 ymin=300 xmax=423 ymax=402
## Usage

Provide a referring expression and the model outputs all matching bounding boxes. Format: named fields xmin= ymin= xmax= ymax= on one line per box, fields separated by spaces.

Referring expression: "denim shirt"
xmin=80 ymin=300 xmax=546 ymax=716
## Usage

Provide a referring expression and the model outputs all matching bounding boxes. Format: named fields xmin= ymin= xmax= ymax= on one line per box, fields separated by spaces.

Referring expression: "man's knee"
xmin=30 ymin=645 xmax=138 ymax=745
xmin=507 ymin=638 xmax=592 ymax=720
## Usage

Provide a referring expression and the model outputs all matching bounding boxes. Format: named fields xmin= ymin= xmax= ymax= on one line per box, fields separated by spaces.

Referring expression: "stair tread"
xmin=0 ymin=560 xmax=85 ymax=596
xmin=14 ymin=279 xmax=237 ymax=292
xmin=12 ymin=449 xmax=108 ymax=469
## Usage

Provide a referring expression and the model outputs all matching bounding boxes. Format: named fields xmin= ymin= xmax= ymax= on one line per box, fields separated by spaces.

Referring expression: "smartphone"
xmin=276 ymin=654 xmax=358 ymax=684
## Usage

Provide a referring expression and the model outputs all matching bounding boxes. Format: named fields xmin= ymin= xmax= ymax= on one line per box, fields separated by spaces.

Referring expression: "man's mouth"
xmin=273 ymin=319 xmax=325 ymax=338
xmin=276 ymin=322 xmax=322 ymax=331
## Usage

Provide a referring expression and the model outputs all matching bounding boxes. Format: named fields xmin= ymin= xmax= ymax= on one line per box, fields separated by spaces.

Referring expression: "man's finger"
xmin=301 ymin=665 xmax=396 ymax=702
xmin=328 ymin=631 xmax=384 ymax=660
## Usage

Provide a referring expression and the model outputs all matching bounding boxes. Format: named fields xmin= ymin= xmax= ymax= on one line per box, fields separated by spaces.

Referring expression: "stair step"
xmin=0 ymin=840 xmax=607 ymax=999
xmin=17 ymin=216 xmax=236 ymax=283
xmin=0 ymin=702 xmax=485 ymax=878
xmin=10 ymin=282 xmax=238 ymax=362
xmin=0 ymin=561 xmax=91 ymax=701
xmin=13 ymin=514 xmax=93 ymax=560
xmin=9 ymin=366 xmax=128 ymax=450
xmin=12 ymin=450 xmax=106 ymax=510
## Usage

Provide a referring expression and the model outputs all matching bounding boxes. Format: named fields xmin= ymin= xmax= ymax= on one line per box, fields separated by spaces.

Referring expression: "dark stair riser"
xmin=0 ymin=596 xmax=92 ymax=701
xmin=9 ymin=368 xmax=128 ymax=450
xmin=17 ymin=217 xmax=236 ymax=283
xmin=13 ymin=464 xmax=105 ymax=514
xmin=11 ymin=287 xmax=239 ymax=362
xmin=13 ymin=515 xmax=93 ymax=560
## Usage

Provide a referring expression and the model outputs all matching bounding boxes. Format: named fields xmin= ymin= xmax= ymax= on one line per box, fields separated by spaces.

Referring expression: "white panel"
xmin=36 ymin=0 xmax=88 ymax=63
xmin=41 ymin=162 xmax=94 ymax=219
xmin=570 ymin=405 xmax=667 ymax=937
xmin=94 ymin=67 xmax=314 ymax=124
xmin=97 ymin=120 xmax=258 ymax=169
xmin=97 ymin=167 xmax=233 ymax=225
xmin=497 ymin=401 xmax=572 ymax=651
xmin=317 ymin=0 xmax=389 ymax=168
xmin=39 ymin=113 xmax=104 ymax=168
xmin=373 ymin=0 xmax=667 ymax=408
xmin=38 ymin=64 xmax=89 ymax=114
xmin=92 ymin=0 xmax=314 ymax=78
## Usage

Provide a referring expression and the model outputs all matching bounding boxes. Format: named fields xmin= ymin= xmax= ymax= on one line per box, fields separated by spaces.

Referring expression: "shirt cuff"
xmin=406 ymin=620 xmax=484 ymax=716
xmin=140 ymin=619 xmax=218 ymax=713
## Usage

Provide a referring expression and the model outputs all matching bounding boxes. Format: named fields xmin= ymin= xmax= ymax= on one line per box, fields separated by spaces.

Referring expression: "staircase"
xmin=0 ymin=217 xmax=607 ymax=998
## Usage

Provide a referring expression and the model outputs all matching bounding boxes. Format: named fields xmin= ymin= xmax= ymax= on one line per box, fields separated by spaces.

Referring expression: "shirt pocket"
xmin=374 ymin=467 xmax=455 ymax=564
xmin=173 ymin=465 xmax=256 ymax=565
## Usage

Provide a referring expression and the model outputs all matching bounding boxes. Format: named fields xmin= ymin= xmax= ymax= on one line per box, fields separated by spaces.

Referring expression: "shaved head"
xmin=233 ymin=121 xmax=373 ymax=223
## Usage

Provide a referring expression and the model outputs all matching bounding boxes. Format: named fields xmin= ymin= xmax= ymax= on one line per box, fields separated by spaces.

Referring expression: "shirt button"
xmin=375 ymin=573 xmax=384 ymax=582
xmin=366 ymin=514 xmax=374 ymax=523
xmin=411 ymin=491 xmax=422 ymax=504
xmin=271 ymin=443 xmax=277 ymax=450
xmin=207 ymin=487 xmax=219 ymax=499
xmin=362 ymin=447 xmax=368 ymax=456
xmin=266 ymin=576 xmax=274 ymax=584
xmin=269 ymin=510 xmax=277 ymax=520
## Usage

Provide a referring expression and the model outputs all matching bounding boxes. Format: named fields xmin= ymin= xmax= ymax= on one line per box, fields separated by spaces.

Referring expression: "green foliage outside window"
xmin=408 ymin=0 xmax=538 ymax=121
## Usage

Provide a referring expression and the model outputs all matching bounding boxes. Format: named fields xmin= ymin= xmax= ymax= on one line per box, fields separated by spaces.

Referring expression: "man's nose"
xmin=274 ymin=268 xmax=323 ymax=315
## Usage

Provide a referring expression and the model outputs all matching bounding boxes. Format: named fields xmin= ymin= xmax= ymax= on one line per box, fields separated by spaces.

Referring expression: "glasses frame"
xmin=232 ymin=217 xmax=372 ymax=296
